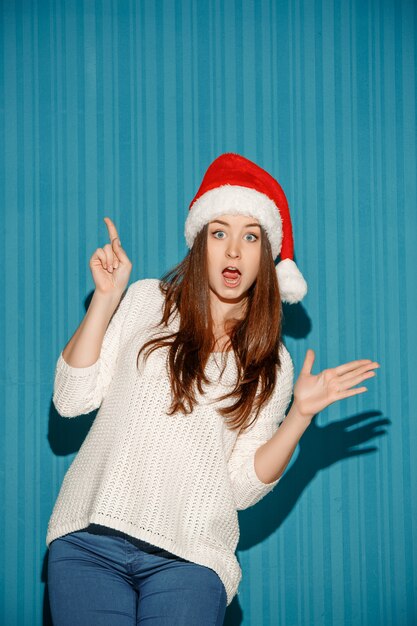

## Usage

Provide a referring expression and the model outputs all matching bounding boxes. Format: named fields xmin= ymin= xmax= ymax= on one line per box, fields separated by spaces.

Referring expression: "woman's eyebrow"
xmin=210 ymin=219 xmax=261 ymax=228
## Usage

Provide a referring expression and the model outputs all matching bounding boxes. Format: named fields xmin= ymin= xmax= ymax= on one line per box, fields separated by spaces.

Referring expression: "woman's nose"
xmin=227 ymin=246 xmax=240 ymax=259
xmin=226 ymin=242 xmax=241 ymax=258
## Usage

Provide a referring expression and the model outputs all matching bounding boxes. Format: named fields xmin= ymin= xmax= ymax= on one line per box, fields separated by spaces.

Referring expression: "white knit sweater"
xmin=47 ymin=278 xmax=294 ymax=606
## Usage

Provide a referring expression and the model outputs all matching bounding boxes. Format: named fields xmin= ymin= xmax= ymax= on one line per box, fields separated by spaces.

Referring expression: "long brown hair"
xmin=136 ymin=224 xmax=283 ymax=433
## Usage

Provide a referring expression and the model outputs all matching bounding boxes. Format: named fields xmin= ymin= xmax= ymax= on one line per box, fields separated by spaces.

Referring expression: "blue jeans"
xmin=47 ymin=529 xmax=227 ymax=625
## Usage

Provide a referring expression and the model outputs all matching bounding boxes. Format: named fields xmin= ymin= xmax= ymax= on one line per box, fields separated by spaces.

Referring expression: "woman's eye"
xmin=212 ymin=230 xmax=258 ymax=241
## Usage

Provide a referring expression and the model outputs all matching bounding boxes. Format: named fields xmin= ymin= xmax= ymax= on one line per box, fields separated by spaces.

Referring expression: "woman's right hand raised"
xmin=89 ymin=217 xmax=132 ymax=296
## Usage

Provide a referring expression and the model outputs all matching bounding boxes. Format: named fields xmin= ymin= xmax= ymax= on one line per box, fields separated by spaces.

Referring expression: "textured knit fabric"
xmin=47 ymin=278 xmax=295 ymax=606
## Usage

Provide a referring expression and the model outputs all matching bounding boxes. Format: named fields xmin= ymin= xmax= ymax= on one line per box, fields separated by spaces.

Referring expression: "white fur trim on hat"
xmin=276 ymin=258 xmax=308 ymax=304
xmin=185 ymin=184 xmax=283 ymax=258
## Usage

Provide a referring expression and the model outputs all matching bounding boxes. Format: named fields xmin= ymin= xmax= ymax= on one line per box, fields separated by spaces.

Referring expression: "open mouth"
xmin=222 ymin=266 xmax=241 ymax=288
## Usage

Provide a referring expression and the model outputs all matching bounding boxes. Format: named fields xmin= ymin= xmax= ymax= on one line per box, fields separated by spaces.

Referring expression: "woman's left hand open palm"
xmin=293 ymin=349 xmax=380 ymax=419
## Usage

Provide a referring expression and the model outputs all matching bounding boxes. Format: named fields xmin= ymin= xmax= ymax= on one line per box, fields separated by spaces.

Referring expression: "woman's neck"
xmin=213 ymin=326 xmax=231 ymax=352
xmin=209 ymin=292 xmax=246 ymax=331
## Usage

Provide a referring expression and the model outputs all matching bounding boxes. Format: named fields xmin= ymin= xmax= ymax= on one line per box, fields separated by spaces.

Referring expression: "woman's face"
xmin=206 ymin=213 xmax=262 ymax=304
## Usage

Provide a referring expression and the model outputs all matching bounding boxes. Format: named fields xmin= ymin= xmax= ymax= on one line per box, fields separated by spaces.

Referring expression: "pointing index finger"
xmin=104 ymin=216 xmax=120 ymax=245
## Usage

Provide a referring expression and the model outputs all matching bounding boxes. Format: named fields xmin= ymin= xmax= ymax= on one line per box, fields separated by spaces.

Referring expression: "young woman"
xmin=46 ymin=153 xmax=379 ymax=625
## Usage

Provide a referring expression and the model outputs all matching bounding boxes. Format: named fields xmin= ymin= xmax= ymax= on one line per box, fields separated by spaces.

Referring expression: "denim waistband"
xmin=83 ymin=523 xmax=187 ymax=561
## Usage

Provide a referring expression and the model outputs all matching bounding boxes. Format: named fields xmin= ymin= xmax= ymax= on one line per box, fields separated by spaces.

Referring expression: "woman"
xmin=46 ymin=153 xmax=379 ymax=625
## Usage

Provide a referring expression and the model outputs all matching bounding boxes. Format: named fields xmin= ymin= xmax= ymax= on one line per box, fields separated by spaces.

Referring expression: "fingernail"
xmin=118 ymin=239 xmax=121 ymax=246
xmin=109 ymin=265 xmax=113 ymax=272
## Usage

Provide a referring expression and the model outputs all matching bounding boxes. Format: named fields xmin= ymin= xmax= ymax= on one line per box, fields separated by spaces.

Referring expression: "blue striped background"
xmin=1 ymin=0 xmax=416 ymax=624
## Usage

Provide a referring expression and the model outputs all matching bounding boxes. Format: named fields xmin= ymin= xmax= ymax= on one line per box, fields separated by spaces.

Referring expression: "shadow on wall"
xmin=41 ymin=295 xmax=390 ymax=625
xmin=224 ymin=412 xmax=388 ymax=625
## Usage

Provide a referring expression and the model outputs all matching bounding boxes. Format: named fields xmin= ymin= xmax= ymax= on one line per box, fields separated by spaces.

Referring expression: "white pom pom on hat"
xmin=185 ymin=152 xmax=307 ymax=304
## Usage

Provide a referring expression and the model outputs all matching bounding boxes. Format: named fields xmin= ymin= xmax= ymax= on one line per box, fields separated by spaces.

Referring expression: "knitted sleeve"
xmin=52 ymin=283 xmax=135 ymax=418
xmin=227 ymin=343 xmax=294 ymax=511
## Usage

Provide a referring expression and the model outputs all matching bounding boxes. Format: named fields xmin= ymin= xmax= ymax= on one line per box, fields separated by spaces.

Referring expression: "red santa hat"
xmin=185 ymin=152 xmax=308 ymax=304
